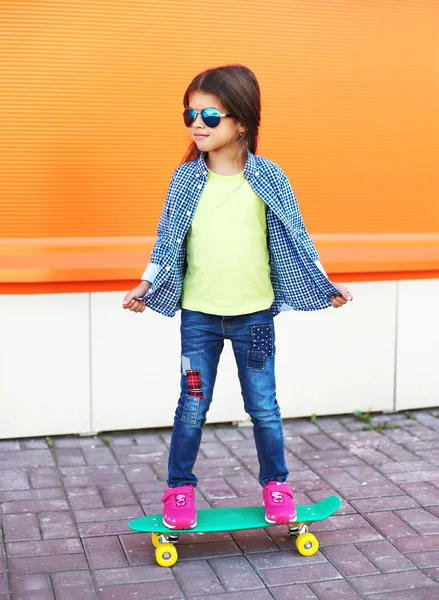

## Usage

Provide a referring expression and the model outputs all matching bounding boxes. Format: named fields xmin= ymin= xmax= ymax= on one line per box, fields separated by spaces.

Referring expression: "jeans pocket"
xmin=181 ymin=395 xmax=200 ymax=424
xmin=247 ymin=349 xmax=265 ymax=370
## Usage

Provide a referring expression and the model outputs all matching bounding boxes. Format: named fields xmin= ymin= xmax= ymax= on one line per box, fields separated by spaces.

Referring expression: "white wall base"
xmin=0 ymin=279 xmax=437 ymax=438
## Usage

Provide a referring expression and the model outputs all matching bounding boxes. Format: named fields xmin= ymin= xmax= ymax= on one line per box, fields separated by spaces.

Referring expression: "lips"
xmin=193 ymin=134 xmax=208 ymax=140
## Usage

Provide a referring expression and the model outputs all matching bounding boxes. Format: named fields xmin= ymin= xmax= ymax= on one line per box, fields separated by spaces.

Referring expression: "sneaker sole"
xmin=162 ymin=517 xmax=197 ymax=530
xmin=265 ymin=513 xmax=297 ymax=525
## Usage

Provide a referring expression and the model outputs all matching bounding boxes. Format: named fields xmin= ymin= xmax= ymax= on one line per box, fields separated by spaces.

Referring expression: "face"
xmin=186 ymin=91 xmax=245 ymax=156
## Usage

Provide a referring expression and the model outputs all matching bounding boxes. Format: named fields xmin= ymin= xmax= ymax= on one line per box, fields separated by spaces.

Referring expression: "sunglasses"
xmin=183 ymin=107 xmax=235 ymax=128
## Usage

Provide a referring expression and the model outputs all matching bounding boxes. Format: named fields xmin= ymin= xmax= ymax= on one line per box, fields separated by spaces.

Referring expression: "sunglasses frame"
xmin=183 ymin=107 xmax=235 ymax=128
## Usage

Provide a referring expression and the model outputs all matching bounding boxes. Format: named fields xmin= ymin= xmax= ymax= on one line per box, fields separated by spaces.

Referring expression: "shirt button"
xmin=203 ymin=171 xmax=207 ymax=176
xmin=165 ymin=266 xmax=171 ymax=271
xmin=177 ymin=238 xmax=181 ymax=244
xmin=197 ymin=184 xmax=202 ymax=189
xmin=195 ymin=173 xmax=199 ymax=178
xmin=186 ymin=210 xmax=191 ymax=216
xmin=255 ymin=171 xmax=260 ymax=176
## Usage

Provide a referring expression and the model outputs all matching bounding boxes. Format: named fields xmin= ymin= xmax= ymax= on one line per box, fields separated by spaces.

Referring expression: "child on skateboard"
xmin=123 ymin=65 xmax=352 ymax=530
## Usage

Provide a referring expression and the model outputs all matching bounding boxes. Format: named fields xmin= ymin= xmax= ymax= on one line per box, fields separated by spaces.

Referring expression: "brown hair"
xmin=181 ymin=64 xmax=261 ymax=163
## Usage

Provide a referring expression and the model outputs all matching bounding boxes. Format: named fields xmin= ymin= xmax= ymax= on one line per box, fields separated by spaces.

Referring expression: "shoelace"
xmin=271 ymin=491 xmax=284 ymax=503
xmin=175 ymin=494 xmax=186 ymax=506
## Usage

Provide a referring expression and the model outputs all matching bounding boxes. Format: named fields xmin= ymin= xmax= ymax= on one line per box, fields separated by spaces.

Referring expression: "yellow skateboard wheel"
xmin=151 ymin=533 xmax=161 ymax=548
xmin=155 ymin=542 xmax=178 ymax=567
xmin=296 ymin=532 xmax=319 ymax=556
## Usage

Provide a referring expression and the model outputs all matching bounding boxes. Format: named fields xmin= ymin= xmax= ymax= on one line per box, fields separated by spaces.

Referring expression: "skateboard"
xmin=128 ymin=495 xmax=341 ymax=567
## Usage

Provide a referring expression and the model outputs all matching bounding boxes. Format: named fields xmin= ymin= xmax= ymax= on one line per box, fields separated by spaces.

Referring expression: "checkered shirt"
xmin=141 ymin=151 xmax=340 ymax=317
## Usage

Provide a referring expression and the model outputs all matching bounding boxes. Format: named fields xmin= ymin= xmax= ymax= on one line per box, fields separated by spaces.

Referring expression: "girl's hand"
xmin=122 ymin=281 xmax=151 ymax=313
xmin=330 ymin=282 xmax=353 ymax=309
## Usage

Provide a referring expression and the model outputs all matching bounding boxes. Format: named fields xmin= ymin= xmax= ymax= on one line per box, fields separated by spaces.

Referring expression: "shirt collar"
xmin=196 ymin=150 xmax=257 ymax=179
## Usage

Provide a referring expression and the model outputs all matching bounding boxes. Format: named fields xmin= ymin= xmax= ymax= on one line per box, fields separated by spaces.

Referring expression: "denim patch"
xmin=247 ymin=323 xmax=273 ymax=370
xmin=181 ymin=395 xmax=200 ymax=424
xmin=251 ymin=324 xmax=274 ymax=357
xmin=247 ymin=349 xmax=265 ymax=370
xmin=181 ymin=354 xmax=191 ymax=376
xmin=186 ymin=369 xmax=203 ymax=399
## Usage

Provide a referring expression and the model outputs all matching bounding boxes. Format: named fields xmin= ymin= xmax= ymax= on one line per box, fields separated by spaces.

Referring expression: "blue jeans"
xmin=168 ymin=309 xmax=289 ymax=488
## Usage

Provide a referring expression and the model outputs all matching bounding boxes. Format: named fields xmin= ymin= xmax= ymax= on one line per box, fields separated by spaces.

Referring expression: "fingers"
xmin=331 ymin=296 xmax=346 ymax=308
xmin=122 ymin=295 xmax=146 ymax=312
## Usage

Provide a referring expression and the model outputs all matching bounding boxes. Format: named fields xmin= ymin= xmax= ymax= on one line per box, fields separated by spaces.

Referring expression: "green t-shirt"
xmin=181 ymin=169 xmax=274 ymax=315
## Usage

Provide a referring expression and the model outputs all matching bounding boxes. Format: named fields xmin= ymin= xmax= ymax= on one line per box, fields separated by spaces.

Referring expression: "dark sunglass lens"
xmin=201 ymin=108 xmax=221 ymax=128
xmin=183 ymin=109 xmax=196 ymax=127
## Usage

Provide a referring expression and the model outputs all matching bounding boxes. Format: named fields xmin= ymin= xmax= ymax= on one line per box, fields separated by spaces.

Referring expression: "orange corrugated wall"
xmin=1 ymin=1 xmax=438 ymax=292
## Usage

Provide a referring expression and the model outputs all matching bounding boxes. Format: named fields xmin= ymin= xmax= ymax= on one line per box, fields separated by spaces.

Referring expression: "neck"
xmin=205 ymin=146 xmax=247 ymax=176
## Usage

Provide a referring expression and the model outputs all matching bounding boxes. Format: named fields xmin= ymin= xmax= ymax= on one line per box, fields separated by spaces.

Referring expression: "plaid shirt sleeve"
xmin=276 ymin=168 xmax=319 ymax=262
xmin=141 ymin=172 xmax=175 ymax=283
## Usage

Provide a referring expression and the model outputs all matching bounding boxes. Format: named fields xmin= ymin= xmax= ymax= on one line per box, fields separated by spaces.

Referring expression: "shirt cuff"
xmin=315 ymin=260 xmax=328 ymax=278
xmin=141 ymin=263 xmax=160 ymax=284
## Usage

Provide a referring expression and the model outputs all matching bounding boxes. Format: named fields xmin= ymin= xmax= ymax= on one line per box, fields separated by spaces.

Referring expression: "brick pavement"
xmin=1 ymin=410 xmax=439 ymax=599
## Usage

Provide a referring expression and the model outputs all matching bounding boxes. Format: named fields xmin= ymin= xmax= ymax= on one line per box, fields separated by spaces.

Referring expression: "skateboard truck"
xmin=286 ymin=522 xmax=308 ymax=537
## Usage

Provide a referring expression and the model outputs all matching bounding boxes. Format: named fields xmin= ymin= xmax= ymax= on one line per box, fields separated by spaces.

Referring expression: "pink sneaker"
xmin=263 ymin=481 xmax=297 ymax=524
xmin=161 ymin=485 xmax=197 ymax=529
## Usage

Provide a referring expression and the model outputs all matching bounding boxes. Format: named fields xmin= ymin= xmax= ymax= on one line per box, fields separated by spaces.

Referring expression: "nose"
xmin=192 ymin=112 xmax=204 ymax=128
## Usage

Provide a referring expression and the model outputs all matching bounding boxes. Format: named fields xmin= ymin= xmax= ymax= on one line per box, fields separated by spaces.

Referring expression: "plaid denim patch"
xmin=186 ymin=369 xmax=203 ymax=399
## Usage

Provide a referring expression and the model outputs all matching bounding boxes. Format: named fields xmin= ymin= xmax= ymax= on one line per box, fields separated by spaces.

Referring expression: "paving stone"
xmin=358 ymin=539 xmax=418 ymax=572
xmin=365 ymin=511 xmax=418 ymax=539
xmin=120 ymin=462 xmax=159 ymax=484
xmin=259 ymin=562 xmax=341 ymax=586
xmin=369 ymin=588 xmax=439 ymax=600
xmin=349 ymin=495 xmax=419 ymax=513
xmin=197 ymin=478 xmax=237 ymax=501
xmin=9 ymin=553 xmax=88 ymax=574
xmin=97 ymin=580 xmax=183 ymax=599
xmin=177 ymin=540 xmax=242 ymax=561
xmin=0 ymin=441 xmax=20 ymax=451
xmin=214 ymin=428 xmax=246 ymax=442
xmin=9 ymin=573 xmax=54 ymax=600
xmin=377 ymin=460 xmax=434 ymax=473
xmin=231 ymin=528 xmax=279 ymax=554
xmin=312 ymin=513 xmax=369 ymax=532
xmin=387 ymin=470 xmax=439 ymax=483
xmin=395 ymin=507 xmax=439 ymax=535
xmin=0 ymin=469 xmax=29 ymax=491
xmin=172 ymin=559 xmax=224 ymax=596
xmin=3 ymin=513 xmax=41 ymax=542
xmin=51 ymin=571 xmax=97 ymax=599
xmin=77 ymin=520 xmax=132 ymax=538
xmin=339 ymin=483 xmax=403 ymax=500
xmin=6 ymin=538 xmax=83 ymax=558
xmin=0 ymin=450 xmax=54 ymax=469
xmin=394 ymin=534 xmax=439 ymax=553
xmin=248 ymin=550 xmax=326 ymax=570
xmin=310 ymin=526 xmax=383 ymax=546
xmin=60 ymin=465 xmax=125 ymax=487
xmin=28 ymin=468 xmax=62 ymax=489
xmin=349 ymin=570 xmax=438 ymax=595
xmin=310 ymin=579 xmax=363 ymax=599
xmin=209 ymin=556 xmax=265 ymax=591
xmin=266 ymin=584 xmax=317 ymax=599
xmin=199 ymin=442 xmax=232 ymax=459
xmin=82 ymin=447 xmax=118 ymax=465
xmin=111 ymin=445 xmax=167 ymax=464
xmin=83 ymin=536 xmax=128 ymax=569
xmin=99 ymin=483 xmax=137 ymax=507
xmin=54 ymin=449 xmax=86 ymax=467
xmin=93 ymin=564 xmax=173 ymax=586
xmin=314 ymin=468 xmax=359 ymax=489
xmin=39 ymin=511 xmax=78 ymax=539
xmin=180 ymin=591 xmax=272 ymax=600
xmin=322 ymin=544 xmax=379 ymax=576
xmin=52 ymin=437 xmax=104 ymax=448
xmin=66 ymin=487 xmax=104 ymax=510
xmin=1 ymin=498 xmax=69 ymax=515
xmin=74 ymin=505 xmax=142 ymax=523
xmin=408 ymin=550 xmax=439 ymax=568
xmin=119 ymin=533 xmax=156 ymax=566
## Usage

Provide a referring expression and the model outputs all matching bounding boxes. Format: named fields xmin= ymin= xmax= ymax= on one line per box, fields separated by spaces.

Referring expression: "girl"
xmin=123 ymin=65 xmax=352 ymax=530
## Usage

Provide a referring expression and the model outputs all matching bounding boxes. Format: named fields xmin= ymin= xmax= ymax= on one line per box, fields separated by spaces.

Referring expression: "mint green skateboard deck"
xmin=128 ymin=495 xmax=341 ymax=567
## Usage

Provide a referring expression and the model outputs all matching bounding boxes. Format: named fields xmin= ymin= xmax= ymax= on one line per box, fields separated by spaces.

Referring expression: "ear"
xmin=237 ymin=122 xmax=247 ymax=134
